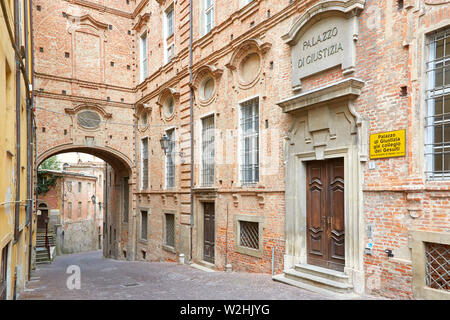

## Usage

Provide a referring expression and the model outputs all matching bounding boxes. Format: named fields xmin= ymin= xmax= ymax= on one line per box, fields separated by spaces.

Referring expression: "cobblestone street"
xmin=19 ymin=251 xmax=335 ymax=300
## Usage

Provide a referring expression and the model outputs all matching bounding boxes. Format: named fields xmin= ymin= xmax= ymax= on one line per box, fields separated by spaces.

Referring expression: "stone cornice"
xmin=34 ymin=72 xmax=134 ymax=93
xmin=65 ymin=13 xmax=109 ymax=30
xmin=282 ymin=0 xmax=366 ymax=45
xmin=64 ymin=0 xmax=133 ymax=18
xmin=34 ymin=91 xmax=134 ymax=109
xmin=277 ymin=78 xmax=365 ymax=113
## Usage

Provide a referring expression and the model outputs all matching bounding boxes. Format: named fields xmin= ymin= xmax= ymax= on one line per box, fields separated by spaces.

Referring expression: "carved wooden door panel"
xmin=307 ymin=158 xmax=345 ymax=271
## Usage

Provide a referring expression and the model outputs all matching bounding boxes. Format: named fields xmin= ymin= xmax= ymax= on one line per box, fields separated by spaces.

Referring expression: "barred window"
xmin=201 ymin=115 xmax=215 ymax=186
xmin=425 ymin=242 xmax=449 ymax=291
xmin=239 ymin=221 xmax=259 ymax=250
xmin=165 ymin=129 xmax=175 ymax=188
xmin=141 ymin=138 xmax=149 ymax=189
xmin=426 ymin=28 xmax=450 ymax=178
xmin=141 ymin=210 xmax=148 ymax=241
xmin=165 ymin=213 xmax=175 ymax=248
xmin=204 ymin=0 xmax=214 ymax=34
xmin=240 ymin=97 xmax=259 ymax=185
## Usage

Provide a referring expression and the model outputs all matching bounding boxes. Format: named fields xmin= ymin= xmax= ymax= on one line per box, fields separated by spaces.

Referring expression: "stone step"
xmin=272 ymin=274 xmax=360 ymax=299
xmin=294 ymin=264 xmax=349 ymax=284
xmin=278 ymin=268 xmax=354 ymax=295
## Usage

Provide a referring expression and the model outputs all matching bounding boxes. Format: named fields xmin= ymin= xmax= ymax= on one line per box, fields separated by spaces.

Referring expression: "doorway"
xmin=203 ymin=202 xmax=215 ymax=264
xmin=306 ymin=158 xmax=345 ymax=271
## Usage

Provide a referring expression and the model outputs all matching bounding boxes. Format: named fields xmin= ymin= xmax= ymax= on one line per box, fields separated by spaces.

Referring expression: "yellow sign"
xmin=370 ymin=130 xmax=406 ymax=159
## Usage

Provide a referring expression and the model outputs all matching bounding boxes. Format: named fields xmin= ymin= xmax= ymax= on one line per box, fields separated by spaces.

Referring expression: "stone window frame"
xmin=164 ymin=128 xmax=176 ymax=190
xmin=234 ymin=214 xmax=264 ymax=258
xmin=162 ymin=210 xmax=177 ymax=253
xmin=409 ymin=229 xmax=450 ymax=299
xmin=238 ymin=95 xmax=260 ymax=186
xmin=200 ymin=113 xmax=215 ymax=187
xmin=424 ymin=26 xmax=450 ymax=180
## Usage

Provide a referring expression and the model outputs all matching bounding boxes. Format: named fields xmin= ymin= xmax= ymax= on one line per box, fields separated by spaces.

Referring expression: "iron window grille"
xmin=165 ymin=129 xmax=175 ymax=188
xmin=201 ymin=116 xmax=215 ymax=186
xmin=165 ymin=214 xmax=175 ymax=248
xmin=240 ymin=97 xmax=259 ymax=185
xmin=425 ymin=242 xmax=450 ymax=291
xmin=425 ymin=28 xmax=450 ymax=179
xmin=141 ymin=210 xmax=148 ymax=241
xmin=205 ymin=0 xmax=214 ymax=34
xmin=239 ymin=221 xmax=259 ymax=250
xmin=141 ymin=138 xmax=149 ymax=189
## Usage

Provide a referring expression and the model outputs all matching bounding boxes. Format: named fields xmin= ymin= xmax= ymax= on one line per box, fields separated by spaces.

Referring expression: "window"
xmin=234 ymin=215 xmax=264 ymax=258
xmin=204 ymin=0 xmax=214 ymax=34
xmin=425 ymin=242 xmax=449 ymax=291
xmin=1 ymin=244 xmax=8 ymax=300
xmin=140 ymin=31 xmax=148 ymax=82
xmin=68 ymin=202 xmax=72 ymax=219
xmin=240 ymin=97 xmax=259 ymax=184
xmin=164 ymin=4 xmax=175 ymax=64
xmin=141 ymin=138 xmax=149 ymax=189
xmin=164 ymin=213 xmax=175 ymax=248
xmin=167 ymin=43 xmax=175 ymax=62
xmin=67 ymin=181 xmax=72 ymax=192
xmin=141 ymin=210 xmax=148 ymax=241
xmin=166 ymin=5 xmax=174 ymax=38
xmin=78 ymin=202 xmax=82 ymax=218
xmin=426 ymin=28 xmax=450 ymax=179
xmin=201 ymin=115 xmax=215 ymax=186
xmin=240 ymin=221 xmax=259 ymax=250
xmin=165 ymin=129 xmax=175 ymax=188
xmin=78 ymin=182 xmax=82 ymax=193
xmin=123 ymin=177 xmax=129 ymax=223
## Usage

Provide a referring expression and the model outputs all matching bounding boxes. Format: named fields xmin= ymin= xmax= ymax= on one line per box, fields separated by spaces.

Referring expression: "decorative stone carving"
xmin=282 ymin=0 xmax=365 ymax=90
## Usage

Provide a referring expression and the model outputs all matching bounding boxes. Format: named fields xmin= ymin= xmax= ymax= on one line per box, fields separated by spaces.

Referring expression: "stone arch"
xmin=37 ymin=144 xmax=135 ymax=260
xmin=281 ymin=0 xmax=365 ymax=45
xmin=37 ymin=144 xmax=132 ymax=174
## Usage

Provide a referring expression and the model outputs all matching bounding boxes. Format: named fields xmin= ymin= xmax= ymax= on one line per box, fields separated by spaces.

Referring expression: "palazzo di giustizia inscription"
xmin=289 ymin=16 xmax=356 ymax=89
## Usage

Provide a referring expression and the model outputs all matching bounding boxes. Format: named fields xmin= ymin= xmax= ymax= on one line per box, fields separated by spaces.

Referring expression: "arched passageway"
xmin=36 ymin=146 xmax=135 ymax=261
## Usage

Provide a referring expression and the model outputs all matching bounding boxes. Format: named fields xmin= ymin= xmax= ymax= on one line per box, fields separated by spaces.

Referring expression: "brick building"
xmin=33 ymin=0 xmax=450 ymax=299
xmin=37 ymin=162 xmax=104 ymax=254
xmin=1 ymin=0 xmax=35 ymax=300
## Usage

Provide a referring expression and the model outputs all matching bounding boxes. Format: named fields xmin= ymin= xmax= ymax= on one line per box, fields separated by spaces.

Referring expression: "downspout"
xmin=13 ymin=0 xmax=21 ymax=244
xmin=188 ymin=0 xmax=194 ymax=263
xmin=133 ymin=103 xmax=138 ymax=261
xmin=25 ymin=0 xmax=34 ymax=281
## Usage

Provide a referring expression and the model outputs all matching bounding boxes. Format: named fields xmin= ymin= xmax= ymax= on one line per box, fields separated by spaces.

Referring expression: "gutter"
xmin=189 ymin=0 xmax=194 ymax=263
xmin=13 ymin=0 xmax=21 ymax=244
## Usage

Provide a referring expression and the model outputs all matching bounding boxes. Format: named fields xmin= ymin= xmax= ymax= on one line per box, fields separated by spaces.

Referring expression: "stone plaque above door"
xmin=282 ymin=0 xmax=365 ymax=90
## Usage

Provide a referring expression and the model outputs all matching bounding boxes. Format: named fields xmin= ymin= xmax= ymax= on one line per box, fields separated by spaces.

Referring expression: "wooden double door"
xmin=306 ymin=158 xmax=345 ymax=271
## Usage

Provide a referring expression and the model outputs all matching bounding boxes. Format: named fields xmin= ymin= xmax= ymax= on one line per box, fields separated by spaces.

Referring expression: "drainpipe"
xmin=25 ymin=0 xmax=34 ymax=281
xmin=188 ymin=0 xmax=194 ymax=263
xmin=133 ymin=103 xmax=138 ymax=261
xmin=13 ymin=0 xmax=21 ymax=244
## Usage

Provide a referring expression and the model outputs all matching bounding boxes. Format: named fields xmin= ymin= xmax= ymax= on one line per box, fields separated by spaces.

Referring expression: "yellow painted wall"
xmin=0 ymin=0 xmax=34 ymax=300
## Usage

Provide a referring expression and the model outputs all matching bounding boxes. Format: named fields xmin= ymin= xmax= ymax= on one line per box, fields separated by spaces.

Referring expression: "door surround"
xmin=278 ymin=78 xmax=367 ymax=294
xmin=194 ymin=193 xmax=217 ymax=268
